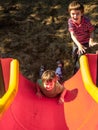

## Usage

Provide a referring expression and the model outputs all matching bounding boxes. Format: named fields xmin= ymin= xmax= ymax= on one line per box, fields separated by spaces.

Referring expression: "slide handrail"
xmin=80 ymin=55 xmax=98 ymax=102
xmin=0 ymin=59 xmax=19 ymax=117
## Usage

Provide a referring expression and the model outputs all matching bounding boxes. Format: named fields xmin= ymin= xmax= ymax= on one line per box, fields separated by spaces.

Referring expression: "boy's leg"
xmin=83 ymin=43 xmax=98 ymax=54
xmin=72 ymin=44 xmax=79 ymax=74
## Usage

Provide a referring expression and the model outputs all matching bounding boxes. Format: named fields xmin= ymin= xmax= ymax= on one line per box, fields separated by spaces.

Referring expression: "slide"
xmin=80 ymin=54 xmax=98 ymax=102
xmin=0 ymin=54 xmax=98 ymax=130
xmin=63 ymin=54 xmax=98 ymax=130
xmin=0 ymin=58 xmax=19 ymax=118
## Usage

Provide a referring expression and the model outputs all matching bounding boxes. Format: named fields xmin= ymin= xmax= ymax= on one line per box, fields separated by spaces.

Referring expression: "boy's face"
xmin=70 ymin=10 xmax=83 ymax=24
xmin=43 ymin=78 xmax=57 ymax=91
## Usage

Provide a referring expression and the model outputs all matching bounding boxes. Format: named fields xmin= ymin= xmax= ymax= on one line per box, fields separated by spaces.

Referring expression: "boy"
xmin=68 ymin=1 xmax=98 ymax=73
xmin=55 ymin=60 xmax=63 ymax=83
xmin=36 ymin=70 xmax=67 ymax=104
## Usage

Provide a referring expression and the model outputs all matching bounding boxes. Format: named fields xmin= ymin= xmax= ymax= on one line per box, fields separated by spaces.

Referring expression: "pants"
xmin=72 ymin=43 xmax=89 ymax=73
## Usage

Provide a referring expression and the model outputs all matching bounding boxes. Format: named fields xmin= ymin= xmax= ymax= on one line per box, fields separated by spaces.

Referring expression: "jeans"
xmin=72 ymin=43 xmax=89 ymax=74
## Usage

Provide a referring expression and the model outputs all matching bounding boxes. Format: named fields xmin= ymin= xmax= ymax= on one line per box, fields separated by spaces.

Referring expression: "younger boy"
xmin=36 ymin=70 xmax=67 ymax=104
xmin=68 ymin=1 xmax=98 ymax=73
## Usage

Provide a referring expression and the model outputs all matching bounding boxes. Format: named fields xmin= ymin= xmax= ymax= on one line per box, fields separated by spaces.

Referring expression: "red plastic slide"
xmin=0 ymin=54 xmax=98 ymax=130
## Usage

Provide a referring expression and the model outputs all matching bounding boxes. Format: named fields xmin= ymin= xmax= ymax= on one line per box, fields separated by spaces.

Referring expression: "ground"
xmin=0 ymin=0 xmax=98 ymax=82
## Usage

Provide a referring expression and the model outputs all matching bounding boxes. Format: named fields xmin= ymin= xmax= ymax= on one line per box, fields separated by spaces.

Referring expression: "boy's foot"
xmin=96 ymin=50 xmax=98 ymax=54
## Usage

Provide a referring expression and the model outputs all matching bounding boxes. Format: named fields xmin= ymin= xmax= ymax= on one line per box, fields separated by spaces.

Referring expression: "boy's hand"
xmin=78 ymin=45 xmax=87 ymax=55
xmin=58 ymin=97 xmax=64 ymax=104
xmin=89 ymin=42 xmax=98 ymax=47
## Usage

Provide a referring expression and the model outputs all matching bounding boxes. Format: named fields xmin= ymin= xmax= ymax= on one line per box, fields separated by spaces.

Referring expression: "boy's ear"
xmin=81 ymin=12 xmax=84 ymax=16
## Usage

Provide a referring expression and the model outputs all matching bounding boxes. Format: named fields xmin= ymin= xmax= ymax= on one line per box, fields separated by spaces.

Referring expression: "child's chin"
xmin=73 ymin=20 xmax=78 ymax=23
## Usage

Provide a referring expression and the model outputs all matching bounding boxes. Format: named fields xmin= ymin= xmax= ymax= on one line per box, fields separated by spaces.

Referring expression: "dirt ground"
xmin=0 ymin=0 xmax=98 ymax=82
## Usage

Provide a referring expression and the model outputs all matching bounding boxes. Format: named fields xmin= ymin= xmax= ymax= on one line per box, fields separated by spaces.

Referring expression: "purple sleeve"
xmin=85 ymin=17 xmax=95 ymax=32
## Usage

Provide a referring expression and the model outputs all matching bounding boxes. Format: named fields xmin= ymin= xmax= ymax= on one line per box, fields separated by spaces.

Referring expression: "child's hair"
xmin=68 ymin=1 xmax=84 ymax=13
xmin=41 ymin=70 xmax=56 ymax=82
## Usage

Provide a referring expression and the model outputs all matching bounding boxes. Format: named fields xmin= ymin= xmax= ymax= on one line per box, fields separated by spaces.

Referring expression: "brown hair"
xmin=68 ymin=1 xmax=84 ymax=13
xmin=41 ymin=70 xmax=56 ymax=82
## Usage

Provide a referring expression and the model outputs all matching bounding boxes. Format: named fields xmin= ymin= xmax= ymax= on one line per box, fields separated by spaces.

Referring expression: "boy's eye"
xmin=44 ymin=80 xmax=51 ymax=84
xmin=46 ymin=79 xmax=52 ymax=83
xmin=47 ymin=81 xmax=52 ymax=84
xmin=72 ymin=13 xmax=75 ymax=16
xmin=48 ymin=79 xmax=52 ymax=82
xmin=72 ymin=13 xmax=78 ymax=15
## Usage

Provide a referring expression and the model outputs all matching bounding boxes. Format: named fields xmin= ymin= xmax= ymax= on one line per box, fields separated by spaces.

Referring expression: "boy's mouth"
xmin=45 ymin=85 xmax=53 ymax=91
xmin=46 ymin=87 xmax=52 ymax=91
xmin=73 ymin=18 xmax=78 ymax=22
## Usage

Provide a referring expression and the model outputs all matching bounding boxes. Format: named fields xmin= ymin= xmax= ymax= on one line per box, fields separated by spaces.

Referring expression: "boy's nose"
xmin=74 ymin=14 xmax=77 ymax=18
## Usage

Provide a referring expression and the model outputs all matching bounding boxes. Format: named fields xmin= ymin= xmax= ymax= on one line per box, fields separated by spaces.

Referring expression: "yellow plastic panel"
xmin=80 ymin=55 xmax=98 ymax=102
xmin=0 ymin=59 xmax=19 ymax=117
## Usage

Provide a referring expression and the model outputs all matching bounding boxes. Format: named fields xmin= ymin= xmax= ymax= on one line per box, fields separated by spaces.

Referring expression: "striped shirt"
xmin=68 ymin=16 xmax=95 ymax=44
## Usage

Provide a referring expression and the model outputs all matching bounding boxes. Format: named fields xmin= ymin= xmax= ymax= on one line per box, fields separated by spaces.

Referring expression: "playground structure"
xmin=0 ymin=59 xmax=19 ymax=118
xmin=0 ymin=54 xmax=98 ymax=130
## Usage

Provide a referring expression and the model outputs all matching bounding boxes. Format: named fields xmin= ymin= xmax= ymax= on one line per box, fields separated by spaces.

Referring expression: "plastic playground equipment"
xmin=0 ymin=59 xmax=19 ymax=118
xmin=0 ymin=53 xmax=98 ymax=130
xmin=80 ymin=55 xmax=98 ymax=102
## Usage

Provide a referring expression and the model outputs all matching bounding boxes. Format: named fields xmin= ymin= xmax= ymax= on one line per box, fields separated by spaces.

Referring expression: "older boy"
xmin=68 ymin=1 xmax=98 ymax=73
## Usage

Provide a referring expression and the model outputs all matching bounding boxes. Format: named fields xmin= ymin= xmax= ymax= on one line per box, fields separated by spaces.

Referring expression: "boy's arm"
xmin=57 ymin=83 xmax=67 ymax=104
xmin=70 ymin=31 xmax=86 ymax=54
xmin=89 ymin=31 xmax=98 ymax=46
xmin=59 ymin=88 xmax=67 ymax=103
xmin=36 ymin=82 xmax=43 ymax=98
xmin=36 ymin=83 xmax=40 ymax=92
